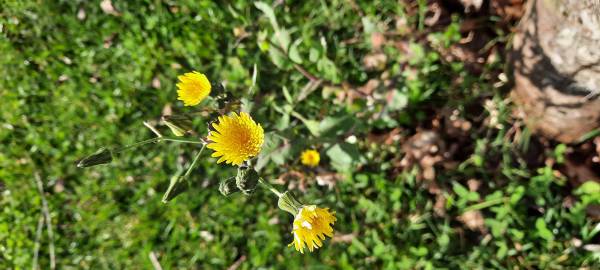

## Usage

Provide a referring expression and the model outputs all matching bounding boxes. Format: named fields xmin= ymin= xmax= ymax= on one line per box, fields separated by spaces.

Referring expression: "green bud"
xmin=77 ymin=147 xmax=113 ymax=168
xmin=278 ymin=191 xmax=303 ymax=216
xmin=162 ymin=115 xmax=193 ymax=137
xmin=219 ymin=177 xmax=239 ymax=196
xmin=235 ymin=167 xmax=259 ymax=195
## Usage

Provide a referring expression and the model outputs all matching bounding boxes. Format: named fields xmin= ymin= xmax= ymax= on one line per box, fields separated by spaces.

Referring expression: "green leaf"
xmin=291 ymin=111 xmax=321 ymax=136
xmin=326 ymin=143 xmax=361 ymax=172
xmin=554 ymin=144 xmax=567 ymax=164
xmin=510 ymin=186 xmax=525 ymax=205
xmin=268 ymin=45 xmax=289 ymax=69
xmin=254 ymin=2 xmax=279 ymax=30
xmin=452 ymin=182 xmax=470 ymax=198
xmin=575 ymin=128 xmax=600 ymax=143
xmin=274 ymin=28 xmax=291 ymax=51
xmin=282 ymin=86 xmax=293 ymax=104
xmin=162 ymin=168 xmax=188 ymax=203
xmin=535 ymin=218 xmax=554 ymax=241
xmin=575 ymin=181 xmax=600 ymax=195
xmin=256 ymin=132 xmax=289 ymax=170
xmin=317 ymin=57 xmax=339 ymax=83
xmin=387 ymin=90 xmax=408 ymax=111
xmin=318 ymin=115 xmax=356 ymax=138
xmin=288 ymin=39 xmax=303 ymax=64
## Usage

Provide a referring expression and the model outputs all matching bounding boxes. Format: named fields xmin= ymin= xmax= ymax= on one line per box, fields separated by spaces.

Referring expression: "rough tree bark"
xmin=511 ymin=0 xmax=600 ymax=143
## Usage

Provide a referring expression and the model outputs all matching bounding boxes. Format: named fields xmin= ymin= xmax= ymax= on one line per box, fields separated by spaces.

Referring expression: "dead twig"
xmin=31 ymin=215 xmax=44 ymax=270
xmin=34 ymin=172 xmax=56 ymax=270
xmin=227 ymin=255 xmax=246 ymax=270
xmin=149 ymin=251 xmax=163 ymax=270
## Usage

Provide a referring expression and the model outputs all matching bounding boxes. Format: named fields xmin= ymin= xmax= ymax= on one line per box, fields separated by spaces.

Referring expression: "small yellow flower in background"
xmin=300 ymin=149 xmax=320 ymax=167
xmin=176 ymin=71 xmax=211 ymax=106
xmin=290 ymin=205 xmax=336 ymax=253
xmin=207 ymin=112 xmax=264 ymax=166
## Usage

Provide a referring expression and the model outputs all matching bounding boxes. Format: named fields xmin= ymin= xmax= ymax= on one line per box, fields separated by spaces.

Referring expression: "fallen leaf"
xmin=77 ymin=8 xmax=86 ymax=20
xmin=367 ymin=128 xmax=401 ymax=145
xmin=586 ymin=204 xmax=600 ymax=221
xmin=152 ymin=77 xmax=161 ymax=89
xmin=276 ymin=170 xmax=306 ymax=192
xmin=458 ymin=210 xmax=486 ymax=233
xmin=316 ymin=172 xmax=343 ymax=189
xmin=331 ymin=233 xmax=356 ymax=243
xmin=425 ymin=2 xmax=443 ymax=26
xmin=363 ymin=53 xmax=387 ymax=71
xmin=199 ymin=231 xmax=214 ymax=242
xmin=460 ymin=0 xmax=484 ymax=13
xmin=467 ymin=179 xmax=481 ymax=192
xmin=100 ymin=0 xmax=122 ymax=16
xmin=370 ymin=32 xmax=386 ymax=50
xmin=53 ymin=179 xmax=65 ymax=193
xmin=358 ymin=79 xmax=380 ymax=96
xmin=433 ymin=194 xmax=446 ymax=216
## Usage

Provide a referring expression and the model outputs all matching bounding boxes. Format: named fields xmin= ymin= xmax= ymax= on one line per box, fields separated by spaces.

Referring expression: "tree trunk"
xmin=511 ymin=0 xmax=600 ymax=143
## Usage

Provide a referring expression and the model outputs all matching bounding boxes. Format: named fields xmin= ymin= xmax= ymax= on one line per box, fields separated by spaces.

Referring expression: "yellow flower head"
xmin=300 ymin=149 xmax=320 ymax=167
xmin=290 ymin=205 xmax=336 ymax=253
xmin=207 ymin=112 xmax=264 ymax=166
xmin=176 ymin=71 xmax=211 ymax=106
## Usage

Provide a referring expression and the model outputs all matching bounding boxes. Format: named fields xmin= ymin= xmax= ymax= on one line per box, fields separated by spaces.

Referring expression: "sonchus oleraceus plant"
xmin=77 ymin=71 xmax=336 ymax=254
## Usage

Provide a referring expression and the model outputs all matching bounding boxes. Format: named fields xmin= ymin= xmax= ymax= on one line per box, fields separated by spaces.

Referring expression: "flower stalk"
xmin=258 ymin=177 xmax=283 ymax=197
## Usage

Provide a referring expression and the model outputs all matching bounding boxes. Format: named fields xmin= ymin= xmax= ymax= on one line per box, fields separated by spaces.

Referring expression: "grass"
xmin=1 ymin=0 xmax=599 ymax=269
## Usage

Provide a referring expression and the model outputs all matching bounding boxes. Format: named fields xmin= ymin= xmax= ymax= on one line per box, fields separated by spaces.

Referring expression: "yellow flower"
xmin=289 ymin=205 xmax=336 ymax=253
xmin=176 ymin=71 xmax=211 ymax=106
xmin=300 ymin=149 xmax=320 ymax=167
xmin=207 ymin=112 xmax=264 ymax=166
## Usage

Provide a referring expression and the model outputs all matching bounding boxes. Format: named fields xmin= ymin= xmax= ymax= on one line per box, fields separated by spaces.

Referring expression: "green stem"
xmin=183 ymin=144 xmax=207 ymax=178
xmin=462 ymin=197 xmax=507 ymax=213
xmin=258 ymin=178 xmax=283 ymax=197
xmin=114 ymin=137 xmax=205 ymax=153
xmin=162 ymin=138 xmax=205 ymax=145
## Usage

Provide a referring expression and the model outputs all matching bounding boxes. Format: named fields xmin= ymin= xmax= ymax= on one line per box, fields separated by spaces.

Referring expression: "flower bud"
xmin=162 ymin=114 xmax=193 ymax=137
xmin=77 ymin=147 xmax=113 ymax=167
xmin=219 ymin=177 xmax=239 ymax=196
xmin=235 ymin=166 xmax=259 ymax=195
xmin=278 ymin=191 xmax=303 ymax=216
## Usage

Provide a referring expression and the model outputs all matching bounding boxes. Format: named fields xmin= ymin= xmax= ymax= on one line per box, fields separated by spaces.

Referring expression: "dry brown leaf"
xmin=460 ymin=0 xmax=484 ymax=12
xmin=367 ymin=127 xmax=401 ymax=145
xmin=358 ymin=79 xmax=380 ymax=96
xmin=316 ymin=172 xmax=343 ymax=189
xmin=433 ymin=194 xmax=447 ymax=217
xmin=100 ymin=0 xmax=122 ymax=16
xmin=363 ymin=53 xmax=387 ymax=71
xmin=103 ymin=33 xmax=116 ymax=49
xmin=331 ymin=233 xmax=356 ymax=243
xmin=467 ymin=179 xmax=481 ymax=192
xmin=564 ymin=158 xmax=600 ymax=187
xmin=276 ymin=170 xmax=306 ymax=192
xmin=53 ymin=179 xmax=65 ymax=193
xmin=586 ymin=205 xmax=600 ymax=221
xmin=77 ymin=8 xmax=86 ymax=20
xmin=370 ymin=32 xmax=386 ymax=50
xmin=400 ymin=130 xmax=446 ymax=181
xmin=161 ymin=103 xmax=172 ymax=116
xmin=152 ymin=77 xmax=161 ymax=89
xmin=424 ymin=2 xmax=442 ymax=26
xmin=458 ymin=210 xmax=486 ymax=233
